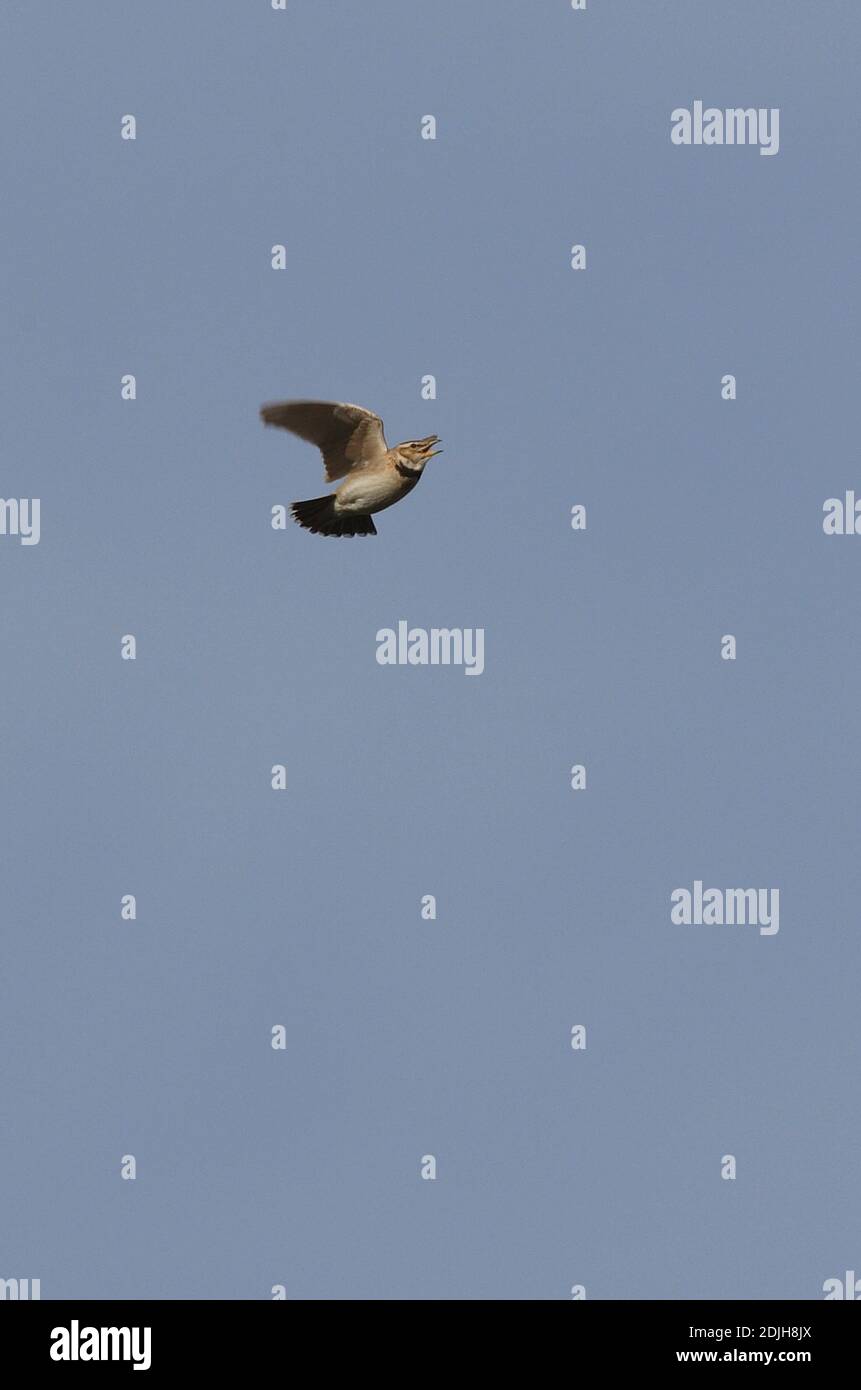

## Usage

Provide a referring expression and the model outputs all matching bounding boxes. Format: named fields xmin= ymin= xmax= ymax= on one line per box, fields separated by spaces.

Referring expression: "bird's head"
xmin=398 ymin=435 xmax=442 ymax=467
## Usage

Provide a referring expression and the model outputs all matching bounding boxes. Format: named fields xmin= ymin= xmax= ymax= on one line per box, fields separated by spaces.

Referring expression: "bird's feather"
xmin=260 ymin=400 xmax=388 ymax=481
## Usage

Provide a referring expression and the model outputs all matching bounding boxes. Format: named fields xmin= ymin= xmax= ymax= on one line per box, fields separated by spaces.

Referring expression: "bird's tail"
xmin=291 ymin=495 xmax=377 ymax=537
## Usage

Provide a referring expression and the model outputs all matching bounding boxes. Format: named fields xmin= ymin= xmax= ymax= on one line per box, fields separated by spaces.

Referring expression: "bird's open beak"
xmin=424 ymin=436 xmax=442 ymax=458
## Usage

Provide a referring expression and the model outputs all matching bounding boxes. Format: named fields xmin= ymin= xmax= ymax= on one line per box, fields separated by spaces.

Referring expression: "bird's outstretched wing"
xmin=260 ymin=399 xmax=388 ymax=482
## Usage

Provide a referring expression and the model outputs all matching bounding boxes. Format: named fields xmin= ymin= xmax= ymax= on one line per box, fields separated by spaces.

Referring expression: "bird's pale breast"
xmin=336 ymin=463 xmax=405 ymax=515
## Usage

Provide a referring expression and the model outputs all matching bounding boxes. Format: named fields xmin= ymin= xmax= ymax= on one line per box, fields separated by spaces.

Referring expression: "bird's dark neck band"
xmin=396 ymin=460 xmax=422 ymax=479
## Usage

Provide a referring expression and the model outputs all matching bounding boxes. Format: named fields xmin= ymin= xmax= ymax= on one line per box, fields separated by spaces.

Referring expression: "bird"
xmin=260 ymin=398 xmax=442 ymax=537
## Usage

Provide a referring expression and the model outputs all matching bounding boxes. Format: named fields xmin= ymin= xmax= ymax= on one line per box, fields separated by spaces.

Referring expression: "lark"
xmin=260 ymin=399 xmax=442 ymax=536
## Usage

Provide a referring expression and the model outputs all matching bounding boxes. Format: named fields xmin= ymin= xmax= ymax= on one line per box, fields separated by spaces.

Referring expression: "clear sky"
xmin=1 ymin=0 xmax=858 ymax=1298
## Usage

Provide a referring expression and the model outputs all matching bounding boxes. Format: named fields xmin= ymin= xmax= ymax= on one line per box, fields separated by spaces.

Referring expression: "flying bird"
xmin=260 ymin=399 xmax=442 ymax=537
